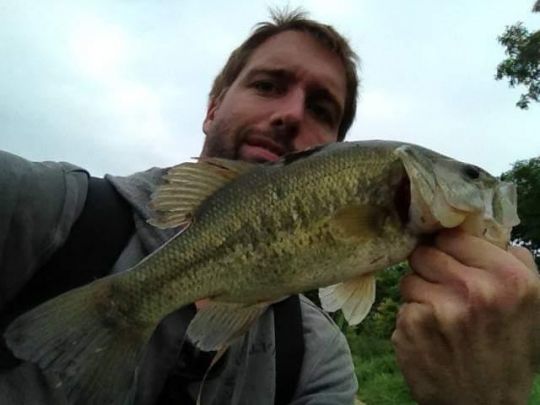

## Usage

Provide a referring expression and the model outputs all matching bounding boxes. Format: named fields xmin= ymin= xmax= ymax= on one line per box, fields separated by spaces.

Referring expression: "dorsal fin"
xmin=148 ymin=158 xmax=256 ymax=229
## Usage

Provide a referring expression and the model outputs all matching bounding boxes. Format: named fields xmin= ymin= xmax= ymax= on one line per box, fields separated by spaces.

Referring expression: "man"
xmin=0 ymin=8 xmax=539 ymax=405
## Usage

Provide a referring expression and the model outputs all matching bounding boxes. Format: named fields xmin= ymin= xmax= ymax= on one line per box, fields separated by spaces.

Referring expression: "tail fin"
xmin=4 ymin=279 xmax=155 ymax=405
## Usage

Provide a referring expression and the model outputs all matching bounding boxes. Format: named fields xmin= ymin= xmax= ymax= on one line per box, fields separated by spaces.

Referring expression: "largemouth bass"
xmin=5 ymin=140 xmax=519 ymax=404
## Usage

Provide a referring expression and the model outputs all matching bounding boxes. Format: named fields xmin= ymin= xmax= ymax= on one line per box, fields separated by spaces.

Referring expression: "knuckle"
xmin=442 ymin=275 xmax=480 ymax=315
xmin=499 ymin=264 xmax=540 ymax=307
xmin=509 ymin=245 xmax=537 ymax=271
xmin=390 ymin=329 xmax=401 ymax=346
xmin=460 ymin=264 xmax=540 ymax=318
xmin=395 ymin=303 xmax=433 ymax=335
xmin=464 ymin=277 xmax=497 ymax=310
xmin=394 ymin=306 xmax=407 ymax=329
xmin=518 ymin=273 xmax=540 ymax=306
xmin=437 ymin=303 xmax=469 ymax=329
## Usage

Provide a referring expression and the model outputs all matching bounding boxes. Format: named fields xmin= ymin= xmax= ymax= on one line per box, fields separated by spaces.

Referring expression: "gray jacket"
xmin=0 ymin=150 xmax=358 ymax=404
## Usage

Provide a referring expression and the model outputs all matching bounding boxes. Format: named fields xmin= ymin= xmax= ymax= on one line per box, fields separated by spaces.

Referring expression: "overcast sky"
xmin=1 ymin=0 xmax=538 ymax=177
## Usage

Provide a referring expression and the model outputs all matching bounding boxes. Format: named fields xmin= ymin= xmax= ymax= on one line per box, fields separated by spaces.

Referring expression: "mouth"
xmin=394 ymin=176 xmax=411 ymax=226
xmin=239 ymin=135 xmax=287 ymax=163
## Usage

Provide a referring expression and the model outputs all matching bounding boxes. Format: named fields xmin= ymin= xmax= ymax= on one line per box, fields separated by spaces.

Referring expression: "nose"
xmin=269 ymin=88 xmax=305 ymax=142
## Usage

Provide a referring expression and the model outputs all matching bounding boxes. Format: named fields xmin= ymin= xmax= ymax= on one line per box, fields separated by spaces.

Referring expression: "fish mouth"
xmin=394 ymin=176 xmax=411 ymax=226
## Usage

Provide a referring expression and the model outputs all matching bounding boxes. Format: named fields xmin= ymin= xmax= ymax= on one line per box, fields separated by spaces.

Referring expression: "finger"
xmin=508 ymin=245 xmax=538 ymax=273
xmin=400 ymin=273 xmax=453 ymax=304
xmin=392 ymin=302 xmax=441 ymax=348
xmin=393 ymin=303 xmax=428 ymax=340
xmin=433 ymin=229 xmax=511 ymax=272
xmin=399 ymin=271 xmax=480 ymax=341
xmin=409 ymin=244 xmax=471 ymax=285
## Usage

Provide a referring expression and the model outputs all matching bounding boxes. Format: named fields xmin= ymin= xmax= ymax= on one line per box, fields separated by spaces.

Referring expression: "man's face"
xmin=201 ymin=30 xmax=347 ymax=162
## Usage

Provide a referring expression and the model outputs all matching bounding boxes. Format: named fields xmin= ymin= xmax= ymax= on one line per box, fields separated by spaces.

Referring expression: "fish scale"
xmin=125 ymin=148 xmax=405 ymax=308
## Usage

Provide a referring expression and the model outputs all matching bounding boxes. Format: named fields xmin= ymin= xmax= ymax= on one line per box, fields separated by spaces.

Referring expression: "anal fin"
xmin=186 ymin=302 xmax=269 ymax=352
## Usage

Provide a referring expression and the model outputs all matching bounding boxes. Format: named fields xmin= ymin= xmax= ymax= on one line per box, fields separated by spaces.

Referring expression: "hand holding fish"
xmin=393 ymin=229 xmax=540 ymax=404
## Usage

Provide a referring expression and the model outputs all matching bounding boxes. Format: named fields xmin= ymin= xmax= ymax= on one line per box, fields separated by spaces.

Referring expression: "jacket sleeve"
xmin=0 ymin=150 xmax=88 ymax=309
xmin=291 ymin=296 xmax=358 ymax=405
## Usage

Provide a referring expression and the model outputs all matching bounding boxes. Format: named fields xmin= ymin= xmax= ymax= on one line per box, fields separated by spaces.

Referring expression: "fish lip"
xmin=243 ymin=134 xmax=287 ymax=159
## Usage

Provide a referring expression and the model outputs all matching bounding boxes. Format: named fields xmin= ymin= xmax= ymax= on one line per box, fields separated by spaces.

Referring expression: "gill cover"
xmin=395 ymin=144 xmax=519 ymax=247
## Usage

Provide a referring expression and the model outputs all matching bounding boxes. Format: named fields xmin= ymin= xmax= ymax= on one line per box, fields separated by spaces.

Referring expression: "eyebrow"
xmin=244 ymin=68 xmax=344 ymax=121
xmin=244 ymin=68 xmax=294 ymax=83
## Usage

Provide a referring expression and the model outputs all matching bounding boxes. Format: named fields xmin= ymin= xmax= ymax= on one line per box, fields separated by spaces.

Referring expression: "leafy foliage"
xmin=501 ymin=157 xmax=540 ymax=265
xmin=495 ymin=6 xmax=540 ymax=109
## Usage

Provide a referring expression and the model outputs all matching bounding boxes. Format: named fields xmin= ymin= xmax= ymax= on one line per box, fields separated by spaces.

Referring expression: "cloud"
xmin=0 ymin=0 xmax=539 ymax=179
xmin=68 ymin=15 xmax=131 ymax=80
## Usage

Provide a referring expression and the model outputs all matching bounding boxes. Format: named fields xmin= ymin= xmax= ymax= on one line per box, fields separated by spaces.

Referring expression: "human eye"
xmin=309 ymin=102 xmax=335 ymax=125
xmin=251 ymin=78 xmax=284 ymax=95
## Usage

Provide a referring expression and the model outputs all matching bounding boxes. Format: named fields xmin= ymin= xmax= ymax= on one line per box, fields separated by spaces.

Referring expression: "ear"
xmin=202 ymin=96 xmax=221 ymax=134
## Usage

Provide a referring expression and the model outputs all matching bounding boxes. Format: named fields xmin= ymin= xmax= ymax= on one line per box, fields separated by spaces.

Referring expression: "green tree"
xmin=495 ymin=3 xmax=540 ymax=109
xmin=501 ymin=157 xmax=540 ymax=266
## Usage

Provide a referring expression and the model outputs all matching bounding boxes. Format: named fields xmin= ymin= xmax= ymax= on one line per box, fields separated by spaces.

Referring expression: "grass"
xmin=529 ymin=375 xmax=540 ymax=404
xmin=347 ymin=332 xmax=414 ymax=404
xmin=346 ymin=331 xmax=540 ymax=404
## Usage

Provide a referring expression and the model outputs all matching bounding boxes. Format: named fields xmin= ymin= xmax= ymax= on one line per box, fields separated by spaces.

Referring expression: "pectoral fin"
xmin=319 ymin=273 xmax=376 ymax=325
xmin=329 ymin=204 xmax=386 ymax=240
xmin=187 ymin=302 xmax=269 ymax=351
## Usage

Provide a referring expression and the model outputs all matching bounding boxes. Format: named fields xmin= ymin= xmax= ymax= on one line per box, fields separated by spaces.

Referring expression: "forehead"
xmin=238 ymin=31 xmax=346 ymax=103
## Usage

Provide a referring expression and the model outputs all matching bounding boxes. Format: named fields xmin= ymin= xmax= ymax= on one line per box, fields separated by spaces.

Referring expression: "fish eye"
xmin=463 ymin=165 xmax=481 ymax=180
